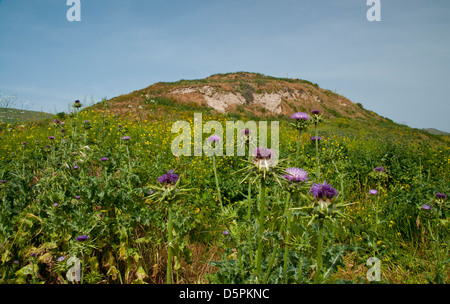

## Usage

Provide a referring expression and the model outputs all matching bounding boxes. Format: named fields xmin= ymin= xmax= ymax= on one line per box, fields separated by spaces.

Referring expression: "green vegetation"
xmin=0 ymin=78 xmax=448 ymax=284
xmin=238 ymin=82 xmax=256 ymax=104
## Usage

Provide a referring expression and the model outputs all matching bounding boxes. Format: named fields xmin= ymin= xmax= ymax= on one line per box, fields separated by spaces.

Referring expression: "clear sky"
xmin=0 ymin=0 xmax=449 ymax=132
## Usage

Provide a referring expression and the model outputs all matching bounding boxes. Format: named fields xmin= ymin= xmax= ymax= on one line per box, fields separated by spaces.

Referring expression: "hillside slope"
xmin=93 ymin=72 xmax=449 ymax=145
xmin=107 ymin=72 xmax=384 ymax=121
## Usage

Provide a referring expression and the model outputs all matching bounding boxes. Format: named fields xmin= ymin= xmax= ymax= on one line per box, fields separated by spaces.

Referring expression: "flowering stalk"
xmin=281 ymin=167 xmax=309 ymax=283
xmin=282 ymin=192 xmax=292 ymax=283
xmin=314 ymin=122 xmax=320 ymax=178
xmin=246 ymin=163 xmax=253 ymax=221
xmin=147 ymin=170 xmax=193 ymax=284
xmin=208 ymin=135 xmax=224 ymax=213
xmin=297 ymin=130 xmax=302 ymax=164
xmin=311 ymin=110 xmax=323 ymax=179
xmin=212 ymin=154 xmax=224 ymax=213
xmin=290 ymin=112 xmax=310 ymax=166
xmin=242 ymin=128 xmax=254 ymax=222
xmin=83 ymin=120 xmax=91 ymax=145
xmin=309 ymin=181 xmax=338 ymax=284
xmin=255 ymin=177 xmax=266 ymax=280
xmin=374 ymin=192 xmax=380 ymax=235
xmin=167 ymin=201 xmax=174 ymax=284
xmin=73 ymin=100 xmax=81 ymax=140
xmin=234 ymin=146 xmax=284 ymax=282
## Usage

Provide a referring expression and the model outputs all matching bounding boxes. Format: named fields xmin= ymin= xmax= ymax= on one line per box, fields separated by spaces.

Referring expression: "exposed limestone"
xmin=170 ymin=86 xmax=290 ymax=114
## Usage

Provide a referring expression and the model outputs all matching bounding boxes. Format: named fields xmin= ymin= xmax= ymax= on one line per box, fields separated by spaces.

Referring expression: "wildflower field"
xmin=0 ymin=98 xmax=449 ymax=284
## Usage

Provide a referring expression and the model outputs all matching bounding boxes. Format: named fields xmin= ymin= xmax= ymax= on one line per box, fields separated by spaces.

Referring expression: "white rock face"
xmin=169 ymin=86 xmax=294 ymax=114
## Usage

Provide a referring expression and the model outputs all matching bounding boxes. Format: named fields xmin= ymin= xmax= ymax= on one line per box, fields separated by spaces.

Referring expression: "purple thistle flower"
xmin=45 ymin=145 xmax=51 ymax=149
xmin=30 ymin=253 xmax=36 ymax=257
xmin=53 ymin=119 xmax=60 ymax=124
xmin=252 ymin=147 xmax=276 ymax=170
xmin=75 ymin=196 xmax=81 ymax=199
xmin=22 ymin=142 xmax=27 ymax=146
xmin=291 ymin=112 xmax=309 ymax=120
xmin=76 ymin=235 xmax=88 ymax=242
xmin=311 ymin=109 xmax=320 ymax=115
xmin=49 ymin=136 xmax=55 ymax=140
xmin=0 ymin=180 xmax=7 ymax=184
xmin=222 ymin=230 xmax=229 ymax=235
xmin=436 ymin=193 xmax=447 ymax=199
xmin=56 ymin=256 xmax=66 ymax=262
xmin=99 ymin=213 xmax=104 ymax=218
xmin=283 ymin=167 xmax=308 ymax=183
xmin=421 ymin=204 xmax=431 ymax=210
xmin=208 ymin=135 xmax=221 ymax=143
xmin=53 ymin=203 xmax=58 ymax=207
xmin=158 ymin=169 xmax=179 ymax=185
xmin=253 ymin=147 xmax=274 ymax=160
xmin=84 ymin=120 xmax=90 ymax=124
xmin=101 ymin=157 xmax=108 ymax=161
xmin=121 ymin=136 xmax=131 ymax=141
xmin=374 ymin=166 xmax=384 ymax=172
xmin=310 ymin=181 xmax=338 ymax=200
xmin=73 ymin=166 xmax=79 ymax=170
xmin=310 ymin=136 xmax=322 ymax=141
xmin=369 ymin=189 xmax=378 ymax=195
xmin=74 ymin=100 xmax=81 ymax=108
xmin=60 ymin=122 xmax=65 ymax=126
xmin=241 ymin=128 xmax=252 ymax=136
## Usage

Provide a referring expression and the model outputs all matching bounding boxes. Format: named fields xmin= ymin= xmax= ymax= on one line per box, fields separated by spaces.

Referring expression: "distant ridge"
xmin=422 ymin=128 xmax=450 ymax=136
xmin=0 ymin=107 xmax=53 ymax=124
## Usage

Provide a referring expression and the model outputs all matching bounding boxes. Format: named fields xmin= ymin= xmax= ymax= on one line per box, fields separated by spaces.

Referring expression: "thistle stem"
xmin=314 ymin=219 xmax=324 ymax=284
xmin=212 ymin=155 xmax=223 ymax=213
xmin=314 ymin=122 xmax=320 ymax=179
xmin=283 ymin=192 xmax=292 ymax=284
xmin=296 ymin=130 xmax=302 ymax=166
xmin=246 ymin=152 xmax=253 ymax=221
xmin=255 ymin=178 xmax=266 ymax=280
xmin=167 ymin=203 xmax=173 ymax=284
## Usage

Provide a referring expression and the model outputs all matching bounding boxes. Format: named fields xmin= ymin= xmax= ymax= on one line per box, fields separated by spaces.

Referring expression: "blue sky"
xmin=0 ymin=0 xmax=449 ymax=132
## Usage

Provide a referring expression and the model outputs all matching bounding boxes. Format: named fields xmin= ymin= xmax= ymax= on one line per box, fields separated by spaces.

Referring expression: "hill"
xmin=0 ymin=107 xmax=53 ymax=124
xmin=422 ymin=128 xmax=450 ymax=136
xmin=106 ymin=72 xmax=379 ymax=119
xmin=95 ymin=72 xmax=447 ymax=146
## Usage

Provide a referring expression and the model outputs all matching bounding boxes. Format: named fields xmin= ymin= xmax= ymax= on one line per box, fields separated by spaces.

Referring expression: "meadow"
xmin=0 ymin=98 xmax=449 ymax=284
